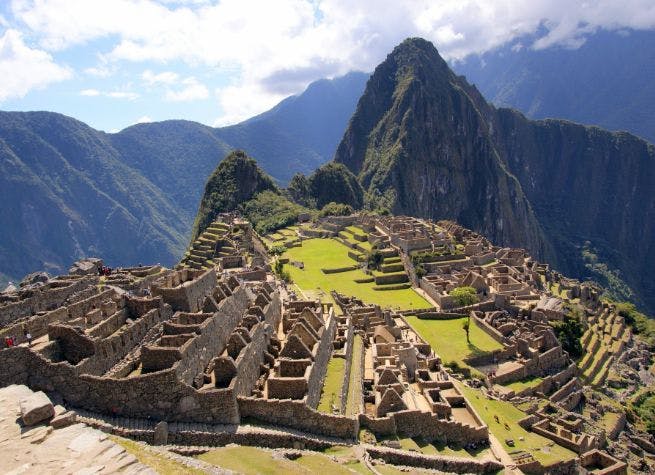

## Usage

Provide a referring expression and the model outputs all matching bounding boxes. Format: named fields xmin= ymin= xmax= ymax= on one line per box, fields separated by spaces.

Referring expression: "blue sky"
xmin=1 ymin=0 xmax=655 ymax=132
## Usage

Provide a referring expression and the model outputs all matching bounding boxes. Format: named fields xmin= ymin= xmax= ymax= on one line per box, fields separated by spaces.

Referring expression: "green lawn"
xmin=346 ymin=335 xmax=364 ymax=416
xmin=503 ymin=376 xmax=544 ymax=392
xmin=282 ymin=238 xmax=430 ymax=310
xmin=317 ymin=357 xmax=346 ymax=413
xmin=199 ymin=445 xmax=372 ymax=475
xmin=458 ymin=384 xmax=577 ymax=466
xmin=404 ymin=316 xmax=503 ymax=368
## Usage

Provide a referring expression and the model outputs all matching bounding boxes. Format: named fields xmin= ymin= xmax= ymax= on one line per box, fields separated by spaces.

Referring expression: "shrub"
xmin=318 ymin=202 xmax=354 ymax=217
xmin=449 ymin=286 xmax=479 ymax=307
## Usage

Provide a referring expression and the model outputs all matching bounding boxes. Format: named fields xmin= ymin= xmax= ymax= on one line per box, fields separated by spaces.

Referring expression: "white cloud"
xmin=0 ymin=29 xmax=71 ymax=102
xmin=80 ymin=88 xmax=100 ymax=96
xmin=9 ymin=0 xmax=655 ymax=122
xmin=136 ymin=115 xmax=152 ymax=123
xmin=165 ymin=77 xmax=208 ymax=102
xmin=79 ymin=88 xmax=139 ymax=100
xmin=142 ymin=69 xmax=179 ymax=86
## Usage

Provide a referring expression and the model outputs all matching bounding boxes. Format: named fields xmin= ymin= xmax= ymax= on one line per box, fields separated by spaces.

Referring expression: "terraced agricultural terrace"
xmin=1 ymin=211 xmax=651 ymax=474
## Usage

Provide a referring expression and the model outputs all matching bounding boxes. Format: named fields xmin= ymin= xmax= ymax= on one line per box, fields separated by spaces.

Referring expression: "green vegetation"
xmin=282 ymin=238 xmax=430 ymax=310
xmin=346 ymin=335 xmax=364 ymax=416
xmin=404 ymin=315 xmax=502 ymax=370
xmin=449 ymin=286 xmax=479 ymax=307
xmin=242 ymin=190 xmax=312 ymax=235
xmin=615 ymin=301 xmax=655 ymax=346
xmin=317 ymin=357 xmax=346 ymax=413
xmin=309 ymin=162 xmax=364 ymax=209
xmin=199 ymin=445 xmax=372 ymax=475
xmin=582 ymin=242 xmax=635 ymax=303
xmin=112 ymin=436 xmax=203 ymax=474
xmin=319 ymin=201 xmax=354 ymax=217
xmin=552 ymin=313 xmax=584 ymax=358
xmin=502 ymin=376 xmax=544 ymax=392
xmin=630 ymin=390 xmax=655 ymax=435
xmin=287 ymin=173 xmax=316 ymax=207
xmin=366 ymin=249 xmax=384 ymax=271
xmin=459 ymin=384 xmax=577 ymax=466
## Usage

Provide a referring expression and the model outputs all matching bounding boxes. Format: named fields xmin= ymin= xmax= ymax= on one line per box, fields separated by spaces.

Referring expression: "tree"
xmin=269 ymin=245 xmax=287 ymax=256
xmin=367 ymin=250 xmax=384 ymax=271
xmin=449 ymin=286 xmax=479 ymax=307
xmin=462 ymin=318 xmax=470 ymax=344
xmin=552 ymin=313 xmax=584 ymax=358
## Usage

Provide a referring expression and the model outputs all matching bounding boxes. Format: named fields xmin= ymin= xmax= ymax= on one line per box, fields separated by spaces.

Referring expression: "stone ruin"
xmin=0 ymin=213 xmax=650 ymax=474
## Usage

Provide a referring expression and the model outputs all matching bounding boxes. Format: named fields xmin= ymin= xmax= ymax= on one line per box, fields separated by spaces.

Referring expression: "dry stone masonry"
xmin=0 ymin=213 xmax=650 ymax=474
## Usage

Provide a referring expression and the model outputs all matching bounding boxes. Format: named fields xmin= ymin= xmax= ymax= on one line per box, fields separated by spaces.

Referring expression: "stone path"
xmin=0 ymin=385 xmax=155 ymax=475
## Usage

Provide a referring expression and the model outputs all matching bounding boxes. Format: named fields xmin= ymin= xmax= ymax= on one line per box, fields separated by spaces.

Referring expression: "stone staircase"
xmin=180 ymin=221 xmax=230 ymax=270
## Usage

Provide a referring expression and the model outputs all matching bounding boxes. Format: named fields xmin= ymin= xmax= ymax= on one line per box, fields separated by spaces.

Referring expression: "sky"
xmin=1 ymin=0 xmax=655 ymax=132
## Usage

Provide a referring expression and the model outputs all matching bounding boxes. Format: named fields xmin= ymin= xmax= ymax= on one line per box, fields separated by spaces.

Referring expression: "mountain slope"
xmin=215 ymin=71 xmax=368 ymax=183
xmin=455 ymin=29 xmax=655 ymax=144
xmin=334 ymin=37 xmax=655 ymax=312
xmin=0 ymin=73 xmax=367 ymax=281
xmin=0 ymin=111 xmax=188 ymax=278
xmin=335 ymin=38 xmax=554 ymax=261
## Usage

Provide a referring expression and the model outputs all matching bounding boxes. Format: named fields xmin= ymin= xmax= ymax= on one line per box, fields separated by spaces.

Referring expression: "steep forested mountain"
xmin=334 ymin=38 xmax=655 ymax=312
xmin=455 ymin=29 xmax=655 ymax=144
xmin=0 ymin=73 xmax=368 ymax=282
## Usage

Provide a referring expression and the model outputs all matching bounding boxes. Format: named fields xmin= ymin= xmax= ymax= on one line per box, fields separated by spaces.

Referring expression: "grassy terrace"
xmin=502 ymin=376 xmax=544 ymax=392
xmin=282 ymin=238 xmax=430 ymax=310
xmin=404 ymin=316 xmax=503 ymax=370
xmin=458 ymin=384 xmax=577 ymax=466
xmin=317 ymin=357 xmax=346 ymax=413
xmin=345 ymin=334 xmax=364 ymax=416
xmin=199 ymin=445 xmax=372 ymax=474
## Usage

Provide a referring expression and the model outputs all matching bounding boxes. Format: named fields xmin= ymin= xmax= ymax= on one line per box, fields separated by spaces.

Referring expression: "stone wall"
xmin=366 ymin=446 xmax=503 ymax=474
xmin=173 ymin=286 xmax=252 ymax=385
xmin=359 ymin=410 xmax=488 ymax=445
xmin=237 ymin=396 xmax=358 ymax=439
xmin=152 ymin=269 xmax=217 ymax=312
xmin=0 ymin=347 xmax=240 ymax=423
xmin=306 ymin=312 xmax=337 ymax=408
xmin=0 ymin=277 xmax=94 ymax=325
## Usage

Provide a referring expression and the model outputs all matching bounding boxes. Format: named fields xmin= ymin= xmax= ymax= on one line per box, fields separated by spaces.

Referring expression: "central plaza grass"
xmin=404 ymin=315 xmax=503 ymax=368
xmin=282 ymin=238 xmax=430 ymax=310
xmin=458 ymin=383 xmax=576 ymax=466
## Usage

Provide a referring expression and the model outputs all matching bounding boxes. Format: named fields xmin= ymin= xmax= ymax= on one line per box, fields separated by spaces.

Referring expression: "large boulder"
xmin=69 ymin=258 xmax=103 ymax=276
xmin=19 ymin=391 xmax=55 ymax=426
xmin=19 ymin=272 xmax=50 ymax=288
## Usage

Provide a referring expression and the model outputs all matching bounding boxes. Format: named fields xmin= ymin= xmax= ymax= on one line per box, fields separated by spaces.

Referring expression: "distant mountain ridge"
xmin=455 ymin=29 xmax=655 ymax=144
xmin=0 ymin=72 xmax=369 ymax=282
xmin=334 ymin=38 xmax=655 ymax=312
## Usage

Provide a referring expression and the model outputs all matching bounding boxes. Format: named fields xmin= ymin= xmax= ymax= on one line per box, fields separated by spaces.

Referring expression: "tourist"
xmin=24 ymin=330 xmax=32 ymax=347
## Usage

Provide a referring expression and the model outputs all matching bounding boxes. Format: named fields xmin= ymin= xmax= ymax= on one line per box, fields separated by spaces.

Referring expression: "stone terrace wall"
xmin=366 ymin=446 xmax=503 ymax=474
xmin=238 ymin=397 xmax=358 ymax=439
xmin=0 ymin=347 xmax=240 ymax=423
xmin=0 ymin=276 xmax=94 ymax=325
xmin=359 ymin=410 xmax=487 ymax=445
xmin=174 ymin=286 xmax=252 ymax=385
xmin=152 ymin=269 xmax=217 ymax=312
xmin=306 ymin=313 xmax=337 ymax=409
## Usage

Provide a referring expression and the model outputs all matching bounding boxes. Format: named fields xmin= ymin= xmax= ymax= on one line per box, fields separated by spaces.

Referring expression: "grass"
xmin=404 ymin=316 xmax=503 ymax=369
xmin=199 ymin=445 xmax=373 ymax=475
xmin=317 ymin=357 xmax=346 ymax=413
xmin=458 ymin=384 xmax=577 ymax=466
xmin=346 ymin=335 xmax=364 ymax=416
xmin=111 ymin=436 xmax=204 ymax=475
xmin=397 ymin=437 xmax=491 ymax=459
xmin=282 ymin=238 xmax=430 ymax=310
xmin=502 ymin=376 xmax=544 ymax=392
